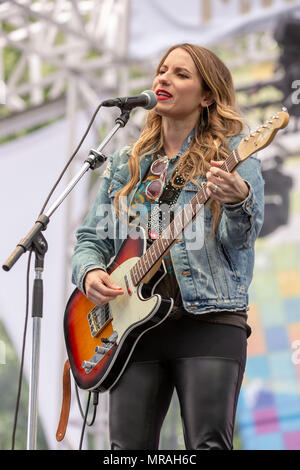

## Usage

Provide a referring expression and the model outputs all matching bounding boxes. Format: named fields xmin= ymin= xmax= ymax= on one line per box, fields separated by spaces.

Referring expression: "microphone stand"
xmin=2 ymin=108 xmax=131 ymax=450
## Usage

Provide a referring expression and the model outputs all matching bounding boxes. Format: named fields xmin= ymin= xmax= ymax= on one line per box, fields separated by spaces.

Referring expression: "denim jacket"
xmin=72 ymin=134 xmax=264 ymax=315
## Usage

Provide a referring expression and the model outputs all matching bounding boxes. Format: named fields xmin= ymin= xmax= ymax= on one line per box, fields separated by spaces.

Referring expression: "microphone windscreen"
xmin=142 ymin=90 xmax=158 ymax=110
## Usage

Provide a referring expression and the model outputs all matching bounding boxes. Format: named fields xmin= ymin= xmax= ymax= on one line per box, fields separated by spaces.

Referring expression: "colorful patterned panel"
xmin=237 ymin=156 xmax=300 ymax=450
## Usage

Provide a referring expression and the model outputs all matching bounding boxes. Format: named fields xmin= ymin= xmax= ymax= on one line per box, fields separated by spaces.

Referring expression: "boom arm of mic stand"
xmin=2 ymin=109 xmax=131 ymax=272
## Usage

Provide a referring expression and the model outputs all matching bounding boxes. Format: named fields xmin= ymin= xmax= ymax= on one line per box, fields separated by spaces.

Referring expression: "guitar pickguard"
xmin=108 ymin=257 xmax=160 ymax=340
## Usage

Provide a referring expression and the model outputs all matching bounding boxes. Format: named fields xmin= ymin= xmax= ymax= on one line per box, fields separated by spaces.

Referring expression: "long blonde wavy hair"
xmin=115 ymin=43 xmax=245 ymax=233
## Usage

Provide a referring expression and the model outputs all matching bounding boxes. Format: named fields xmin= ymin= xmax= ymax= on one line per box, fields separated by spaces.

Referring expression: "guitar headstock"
xmin=238 ymin=108 xmax=290 ymax=161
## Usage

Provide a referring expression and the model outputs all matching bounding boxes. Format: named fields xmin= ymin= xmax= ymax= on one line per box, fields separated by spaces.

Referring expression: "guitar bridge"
xmin=87 ymin=304 xmax=112 ymax=337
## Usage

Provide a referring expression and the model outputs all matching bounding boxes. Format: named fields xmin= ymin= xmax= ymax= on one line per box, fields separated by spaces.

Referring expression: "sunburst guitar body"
xmin=64 ymin=231 xmax=173 ymax=392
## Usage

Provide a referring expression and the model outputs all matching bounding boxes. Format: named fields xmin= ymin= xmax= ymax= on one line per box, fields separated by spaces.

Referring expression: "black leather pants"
xmin=109 ymin=318 xmax=247 ymax=450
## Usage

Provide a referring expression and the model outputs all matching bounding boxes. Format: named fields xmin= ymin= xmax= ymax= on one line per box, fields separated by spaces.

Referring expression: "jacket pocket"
xmin=219 ymin=243 xmax=241 ymax=282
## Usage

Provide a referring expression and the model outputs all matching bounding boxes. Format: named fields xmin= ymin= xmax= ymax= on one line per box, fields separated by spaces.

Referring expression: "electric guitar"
xmin=64 ymin=108 xmax=289 ymax=392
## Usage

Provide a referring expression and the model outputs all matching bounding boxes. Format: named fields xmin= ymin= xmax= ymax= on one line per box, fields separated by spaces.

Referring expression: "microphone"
xmin=102 ymin=90 xmax=158 ymax=111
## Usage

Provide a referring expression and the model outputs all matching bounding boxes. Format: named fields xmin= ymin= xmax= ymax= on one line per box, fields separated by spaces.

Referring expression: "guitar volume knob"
xmin=95 ymin=346 xmax=108 ymax=354
xmin=82 ymin=360 xmax=95 ymax=370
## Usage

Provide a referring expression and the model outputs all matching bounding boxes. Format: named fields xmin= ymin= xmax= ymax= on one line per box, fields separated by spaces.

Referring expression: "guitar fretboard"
xmin=130 ymin=148 xmax=241 ymax=286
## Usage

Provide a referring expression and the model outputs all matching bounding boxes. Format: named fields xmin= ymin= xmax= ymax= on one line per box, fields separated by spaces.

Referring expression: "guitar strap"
xmin=159 ymin=167 xmax=185 ymax=206
xmin=148 ymin=162 xmax=187 ymax=239
xmin=56 ymin=359 xmax=71 ymax=442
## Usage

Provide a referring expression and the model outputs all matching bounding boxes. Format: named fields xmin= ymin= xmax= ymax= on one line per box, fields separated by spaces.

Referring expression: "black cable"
xmin=76 ymin=385 xmax=99 ymax=449
xmin=79 ymin=392 xmax=98 ymax=450
xmin=39 ymin=102 xmax=103 ymax=215
xmin=79 ymin=392 xmax=91 ymax=450
xmin=75 ymin=383 xmax=85 ymax=418
xmin=75 ymin=384 xmax=98 ymax=425
xmin=11 ymin=250 xmax=33 ymax=450
xmin=11 ymin=101 xmax=104 ymax=449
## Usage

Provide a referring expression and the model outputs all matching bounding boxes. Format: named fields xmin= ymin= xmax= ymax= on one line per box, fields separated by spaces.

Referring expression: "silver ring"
xmin=212 ymin=184 xmax=218 ymax=193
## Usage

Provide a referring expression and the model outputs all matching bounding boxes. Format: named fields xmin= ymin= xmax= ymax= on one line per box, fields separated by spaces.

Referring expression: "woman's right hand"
xmin=84 ymin=269 xmax=124 ymax=307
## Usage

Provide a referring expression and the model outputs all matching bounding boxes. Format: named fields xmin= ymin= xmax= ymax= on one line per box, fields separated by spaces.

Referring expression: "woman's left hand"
xmin=206 ymin=160 xmax=249 ymax=204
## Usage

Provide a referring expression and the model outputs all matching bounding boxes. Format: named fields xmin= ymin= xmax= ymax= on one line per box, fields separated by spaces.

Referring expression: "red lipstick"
xmin=156 ymin=89 xmax=173 ymax=101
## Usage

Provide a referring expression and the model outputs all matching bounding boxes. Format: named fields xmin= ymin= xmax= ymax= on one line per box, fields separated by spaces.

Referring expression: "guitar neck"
xmin=130 ymin=147 xmax=242 ymax=286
